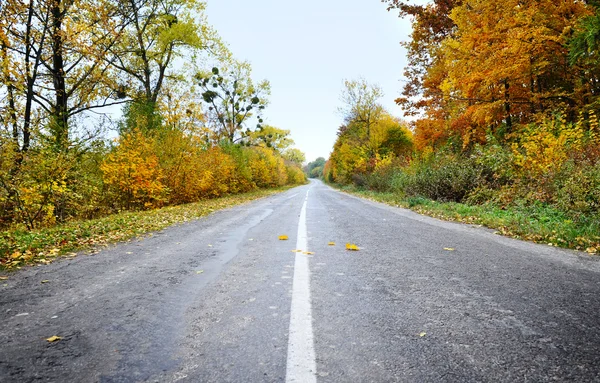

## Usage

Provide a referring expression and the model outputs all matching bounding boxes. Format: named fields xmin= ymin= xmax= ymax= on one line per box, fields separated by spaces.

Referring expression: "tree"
xmin=282 ymin=148 xmax=305 ymax=165
xmin=440 ymin=0 xmax=590 ymax=144
xmin=246 ymin=125 xmax=293 ymax=152
xmin=305 ymin=157 xmax=326 ymax=178
xmin=339 ymin=79 xmax=386 ymax=157
xmin=107 ymin=0 xmax=226 ymax=131
xmin=197 ymin=61 xmax=270 ymax=143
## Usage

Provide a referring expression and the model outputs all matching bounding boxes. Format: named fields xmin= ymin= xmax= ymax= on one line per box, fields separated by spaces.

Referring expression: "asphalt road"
xmin=1 ymin=179 xmax=600 ymax=382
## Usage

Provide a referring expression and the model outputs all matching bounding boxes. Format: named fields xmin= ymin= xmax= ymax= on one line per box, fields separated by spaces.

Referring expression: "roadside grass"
xmin=0 ymin=187 xmax=291 ymax=271
xmin=334 ymin=184 xmax=600 ymax=255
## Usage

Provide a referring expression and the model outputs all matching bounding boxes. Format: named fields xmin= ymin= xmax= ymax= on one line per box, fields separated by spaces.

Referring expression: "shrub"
xmin=399 ymin=153 xmax=481 ymax=202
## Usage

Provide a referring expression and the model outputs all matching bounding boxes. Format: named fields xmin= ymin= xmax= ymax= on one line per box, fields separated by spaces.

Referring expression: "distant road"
xmin=1 ymin=179 xmax=600 ymax=382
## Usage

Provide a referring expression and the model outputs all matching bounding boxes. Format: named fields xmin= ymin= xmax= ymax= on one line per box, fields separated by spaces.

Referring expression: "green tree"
xmin=197 ymin=61 xmax=270 ymax=143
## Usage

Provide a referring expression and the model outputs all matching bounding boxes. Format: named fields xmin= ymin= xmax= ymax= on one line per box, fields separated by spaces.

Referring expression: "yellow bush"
xmin=101 ymin=130 xmax=166 ymax=209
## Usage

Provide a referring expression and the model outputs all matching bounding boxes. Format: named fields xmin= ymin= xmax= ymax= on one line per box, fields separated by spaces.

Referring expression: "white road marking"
xmin=286 ymin=189 xmax=317 ymax=383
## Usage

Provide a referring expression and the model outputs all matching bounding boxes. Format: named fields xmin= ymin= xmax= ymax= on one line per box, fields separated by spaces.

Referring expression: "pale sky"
xmin=205 ymin=0 xmax=414 ymax=162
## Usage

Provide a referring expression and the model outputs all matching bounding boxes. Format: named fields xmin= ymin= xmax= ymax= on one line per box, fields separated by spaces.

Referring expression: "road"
xmin=1 ymin=179 xmax=600 ymax=382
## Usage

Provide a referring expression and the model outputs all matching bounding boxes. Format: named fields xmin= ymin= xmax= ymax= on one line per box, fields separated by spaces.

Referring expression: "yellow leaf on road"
xmin=443 ymin=248 xmax=455 ymax=251
xmin=41 ymin=280 xmax=49 ymax=284
xmin=419 ymin=332 xmax=427 ymax=337
xmin=303 ymin=251 xmax=315 ymax=255
xmin=328 ymin=242 xmax=336 ymax=246
xmin=586 ymin=247 xmax=597 ymax=254
xmin=345 ymin=243 xmax=359 ymax=251
xmin=0 ymin=276 xmax=8 ymax=281
xmin=196 ymin=270 xmax=204 ymax=274
xmin=291 ymin=250 xmax=302 ymax=253
xmin=278 ymin=235 xmax=289 ymax=240
xmin=46 ymin=336 xmax=62 ymax=343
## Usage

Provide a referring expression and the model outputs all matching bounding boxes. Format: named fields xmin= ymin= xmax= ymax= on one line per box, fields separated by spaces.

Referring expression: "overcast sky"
xmin=204 ymin=0 xmax=415 ymax=162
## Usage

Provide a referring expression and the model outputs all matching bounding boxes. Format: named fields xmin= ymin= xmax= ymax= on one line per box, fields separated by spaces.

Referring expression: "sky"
xmin=204 ymin=0 xmax=414 ymax=163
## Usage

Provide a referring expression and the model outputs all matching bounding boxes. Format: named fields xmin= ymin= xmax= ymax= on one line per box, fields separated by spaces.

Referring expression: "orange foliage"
xmin=101 ymin=130 xmax=166 ymax=209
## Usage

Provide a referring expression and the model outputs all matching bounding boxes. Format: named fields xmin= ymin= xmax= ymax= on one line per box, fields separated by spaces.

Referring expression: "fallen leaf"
xmin=41 ymin=280 xmax=49 ymax=284
xmin=125 ymin=252 xmax=133 ymax=255
xmin=586 ymin=247 xmax=597 ymax=254
xmin=0 ymin=276 xmax=8 ymax=281
xmin=291 ymin=250 xmax=303 ymax=253
xmin=419 ymin=332 xmax=427 ymax=337
xmin=10 ymin=251 xmax=21 ymax=260
xmin=196 ymin=270 xmax=204 ymax=274
xmin=303 ymin=251 xmax=315 ymax=255
xmin=443 ymin=248 xmax=455 ymax=251
xmin=328 ymin=242 xmax=336 ymax=246
xmin=278 ymin=235 xmax=289 ymax=241
xmin=46 ymin=336 xmax=62 ymax=343
xmin=345 ymin=243 xmax=359 ymax=251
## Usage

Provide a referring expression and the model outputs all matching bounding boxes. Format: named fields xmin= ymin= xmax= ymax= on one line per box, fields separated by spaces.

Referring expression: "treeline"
xmin=326 ymin=0 xmax=600 ymax=231
xmin=0 ymin=0 xmax=305 ymax=230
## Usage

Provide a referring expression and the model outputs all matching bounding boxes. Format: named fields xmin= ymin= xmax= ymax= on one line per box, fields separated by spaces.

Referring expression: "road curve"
xmin=1 ymin=179 xmax=600 ymax=382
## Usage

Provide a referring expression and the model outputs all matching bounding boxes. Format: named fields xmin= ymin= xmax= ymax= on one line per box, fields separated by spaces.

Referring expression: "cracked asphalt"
xmin=1 ymin=179 xmax=600 ymax=382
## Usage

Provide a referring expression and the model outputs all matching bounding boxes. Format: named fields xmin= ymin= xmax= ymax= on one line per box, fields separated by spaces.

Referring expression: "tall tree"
xmin=197 ymin=61 xmax=270 ymax=143
xmin=107 ymin=0 xmax=226 ymax=131
xmin=440 ymin=0 xmax=590 ymax=144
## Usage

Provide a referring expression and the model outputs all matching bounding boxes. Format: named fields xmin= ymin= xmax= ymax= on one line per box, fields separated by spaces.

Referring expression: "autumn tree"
xmin=197 ymin=61 xmax=270 ymax=143
xmin=382 ymin=0 xmax=460 ymax=149
xmin=439 ymin=0 xmax=590 ymax=145
xmin=282 ymin=148 xmax=306 ymax=165
xmin=108 ymin=0 xmax=226 ymax=132
xmin=245 ymin=125 xmax=293 ymax=152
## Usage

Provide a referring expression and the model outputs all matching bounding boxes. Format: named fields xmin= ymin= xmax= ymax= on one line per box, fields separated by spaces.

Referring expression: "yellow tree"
xmin=440 ymin=0 xmax=590 ymax=143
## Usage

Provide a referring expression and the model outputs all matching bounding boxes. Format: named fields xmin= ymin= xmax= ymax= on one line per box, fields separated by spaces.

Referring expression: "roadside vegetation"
xmin=0 ymin=189 xmax=288 ymax=271
xmin=321 ymin=0 xmax=600 ymax=254
xmin=0 ymin=0 xmax=305 ymax=269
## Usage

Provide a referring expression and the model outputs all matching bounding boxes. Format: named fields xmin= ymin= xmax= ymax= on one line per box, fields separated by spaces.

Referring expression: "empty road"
xmin=1 ymin=180 xmax=600 ymax=382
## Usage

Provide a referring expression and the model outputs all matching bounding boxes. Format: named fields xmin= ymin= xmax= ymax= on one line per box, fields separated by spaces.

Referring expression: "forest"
xmin=0 ymin=0 xmax=306 ymax=236
xmin=322 ymin=0 xmax=600 ymax=252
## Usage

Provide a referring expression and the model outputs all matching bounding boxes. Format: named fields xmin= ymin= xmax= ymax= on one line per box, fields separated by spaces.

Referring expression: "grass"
xmin=0 ymin=187 xmax=291 ymax=271
xmin=333 ymin=184 xmax=600 ymax=255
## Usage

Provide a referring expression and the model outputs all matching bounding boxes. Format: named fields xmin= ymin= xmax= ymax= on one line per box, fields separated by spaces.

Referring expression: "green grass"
xmin=334 ymin=184 xmax=600 ymax=255
xmin=0 ymin=187 xmax=291 ymax=271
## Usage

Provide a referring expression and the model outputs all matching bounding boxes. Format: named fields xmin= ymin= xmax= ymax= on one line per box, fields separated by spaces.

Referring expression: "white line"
xmin=286 ymin=189 xmax=317 ymax=383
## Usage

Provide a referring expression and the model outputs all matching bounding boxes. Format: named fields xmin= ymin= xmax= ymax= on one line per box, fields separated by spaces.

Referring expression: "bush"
xmin=398 ymin=153 xmax=481 ymax=202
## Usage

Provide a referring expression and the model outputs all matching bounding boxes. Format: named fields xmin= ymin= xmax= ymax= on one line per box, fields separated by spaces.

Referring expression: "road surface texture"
xmin=1 ymin=179 xmax=600 ymax=382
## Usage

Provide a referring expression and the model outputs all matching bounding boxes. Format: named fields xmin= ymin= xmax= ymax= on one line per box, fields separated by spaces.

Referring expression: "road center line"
xmin=286 ymin=189 xmax=317 ymax=383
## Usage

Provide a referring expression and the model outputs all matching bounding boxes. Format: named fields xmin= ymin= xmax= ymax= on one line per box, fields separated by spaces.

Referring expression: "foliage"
xmin=305 ymin=157 xmax=326 ymax=178
xmin=197 ymin=62 xmax=270 ymax=143
xmin=101 ymin=130 xmax=166 ymax=210
xmin=0 ymin=0 xmax=305 ymax=240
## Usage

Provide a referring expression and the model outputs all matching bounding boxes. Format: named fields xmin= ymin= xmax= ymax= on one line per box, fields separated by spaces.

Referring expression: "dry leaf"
xmin=41 ymin=280 xmax=49 ymax=284
xmin=291 ymin=250 xmax=303 ymax=253
xmin=586 ymin=247 xmax=597 ymax=254
xmin=46 ymin=336 xmax=62 ymax=343
xmin=419 ymin=332 xmax=427 ymax=337
xmin=443 ymin=248 xmax=455 ymax=251
xmin=278 ymin=235 xmax=289 ymax=241
xmin=10 ymin=251 xmax=21 ymax=260
xmin=303 ymin=251 xmax=315 ymax=255
xmin=328 ymin=242 xmax=336 ymax=246
xmin=196 ymin=270 xmax=204 ymax=274
xmin=345 ymin=243 xmax=359 ymax=251
xmin=0 ymin=276 xmax=8 ymax=281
